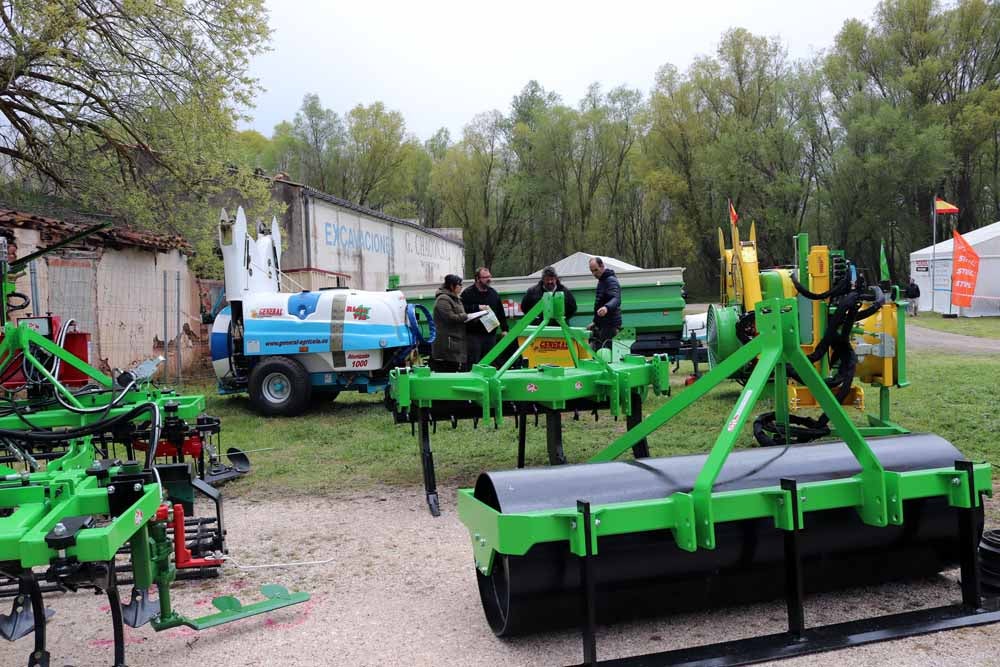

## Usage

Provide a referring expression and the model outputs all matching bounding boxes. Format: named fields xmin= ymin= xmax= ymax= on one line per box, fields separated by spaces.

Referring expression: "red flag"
xmin=728 ymin=200 xmax=739 ymax=226
xmin=950 ymin=230 xmax=979 ymax=308
xmin=935 ymin=198 xmax=959 ymax=215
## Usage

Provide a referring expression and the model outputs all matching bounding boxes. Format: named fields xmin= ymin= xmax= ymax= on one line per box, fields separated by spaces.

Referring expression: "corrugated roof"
xmin=273 ymin=178 xmax=464 ymax=247
xmin=0 ymin=209 xmax=192 ymax=253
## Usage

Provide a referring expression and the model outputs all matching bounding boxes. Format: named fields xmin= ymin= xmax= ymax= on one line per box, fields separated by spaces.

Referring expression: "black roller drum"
xmin=472 ymin=434 xmax=979 ymax=636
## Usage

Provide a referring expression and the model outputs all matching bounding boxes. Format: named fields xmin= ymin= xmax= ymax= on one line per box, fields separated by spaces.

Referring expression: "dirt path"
xmin=7 ymin=489 xmax=999 ymax=667
xmin=907 ymin=323 xmax=1000 ymax=354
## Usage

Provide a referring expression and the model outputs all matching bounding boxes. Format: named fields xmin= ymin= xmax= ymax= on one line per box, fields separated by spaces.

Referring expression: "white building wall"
xmin=307 ymin=197 xmax=464 ymax=291
xmin=95 ymin=247 xmax=198 ymax=370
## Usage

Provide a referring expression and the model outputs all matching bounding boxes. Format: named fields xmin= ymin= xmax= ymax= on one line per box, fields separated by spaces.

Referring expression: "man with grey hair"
xmin=520 ymin=266 xmax=578 ymax=325
xmin=587 ymin=256 xmax=621 ymax=350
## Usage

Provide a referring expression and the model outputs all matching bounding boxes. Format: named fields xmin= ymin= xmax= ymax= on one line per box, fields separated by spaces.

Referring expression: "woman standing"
xmin=431 ymin=274 xmax=468 ymax=372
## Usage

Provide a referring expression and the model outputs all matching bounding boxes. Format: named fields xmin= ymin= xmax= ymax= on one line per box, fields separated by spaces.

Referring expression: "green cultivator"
xmin=456 ymin=233 xmax=997 ymax=666
xmin=0 ymin=236 xmax=308 ymax=666
xmin=387 ymin=292 xmax=671 ymax=515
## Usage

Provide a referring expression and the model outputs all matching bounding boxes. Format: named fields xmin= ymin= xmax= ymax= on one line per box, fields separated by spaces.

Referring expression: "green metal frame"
xmin=389 ymin=292 xmax=671 ymax=423
xmin=0 ymin=320 xmax=309 ymax=631
xmin=458 ymin=297 xmax=992 ymax=576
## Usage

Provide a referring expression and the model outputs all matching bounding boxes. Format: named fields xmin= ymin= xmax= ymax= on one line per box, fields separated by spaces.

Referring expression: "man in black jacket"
xmin=905 ymin=277 xmax=921 ymax=317
xmin=587 ymin=256 xmax=622 ymax=350
xmin=461 ymin=266 xmax=509 ymax=365
xmin=520 ymin=266 xmax=578 ymax=324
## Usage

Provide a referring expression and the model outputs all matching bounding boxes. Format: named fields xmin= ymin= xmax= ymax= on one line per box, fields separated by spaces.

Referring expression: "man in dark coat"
xmin=461 ymin=267 xmax=509 ymax=366
xmin=587 ymin=256 xmax=622 ymax=350
xmin=520 ymin=266 xmax=578 ymax=324
xmin=905 ymin=277 xmax=921 ymax=317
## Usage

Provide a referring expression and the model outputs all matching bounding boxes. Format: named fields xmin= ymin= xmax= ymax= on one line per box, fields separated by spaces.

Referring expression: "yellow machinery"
xmin=709 ymin=228 xmax=908 ymax=444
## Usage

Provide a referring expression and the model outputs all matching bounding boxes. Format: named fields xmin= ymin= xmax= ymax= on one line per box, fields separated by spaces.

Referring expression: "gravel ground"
xmin=4 ymin=488 xmax=1000 ymax=667
xmin=907 ymin=323 xmax=1000 ymax=354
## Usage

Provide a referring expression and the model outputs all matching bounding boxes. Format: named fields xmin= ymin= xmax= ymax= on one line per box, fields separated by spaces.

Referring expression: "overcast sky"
xmin=245 ymin=0 xmax=880 ymax=142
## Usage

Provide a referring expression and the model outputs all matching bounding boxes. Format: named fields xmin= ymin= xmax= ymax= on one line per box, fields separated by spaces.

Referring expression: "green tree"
xmin=0 ymin=0 xmax=269 ymax=187
xmin=432 ymin=111 xmax=522 ymax=273
xmin=343 ymin=102 xmax=408 ymax=207
xmin=292 ymin=93 xmax=344 ymax=193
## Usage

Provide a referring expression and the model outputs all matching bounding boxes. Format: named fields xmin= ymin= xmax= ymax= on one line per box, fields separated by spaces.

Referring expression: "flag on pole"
xmin=879 ymin=240 xmax=890 ymax=282
xmin=935 ymin=198 xmax=959 ymax=215
xmin=950 ymin=230 xmax=980 ymax=308
xmin=728 ymin=199 xmax=739 ymax=226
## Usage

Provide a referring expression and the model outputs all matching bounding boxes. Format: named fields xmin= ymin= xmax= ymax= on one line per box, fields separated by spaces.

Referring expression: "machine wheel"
xmin=248 ymin=356 xmax=311 ymax=416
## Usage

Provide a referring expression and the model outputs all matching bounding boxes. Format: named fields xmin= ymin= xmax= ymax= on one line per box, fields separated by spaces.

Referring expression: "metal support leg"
xmin=517 ymin=413 xmax=527 ymax=469
xmin=577 ymin=500 xmax=597 ymax=667
xmin=781 ymin=478 xmax=806 ymax=638
xmin=25 ymin=573 xmax=49 ymax=667
xmin=546 ymin=411 xmax=566 ymax=465
xmin=627 ymin=391 xmax=650 ymax=459
xmin=956 ymin=460 xmax=982 ymax=609
xmin=418 ymin=408 xmax=440 ymax=516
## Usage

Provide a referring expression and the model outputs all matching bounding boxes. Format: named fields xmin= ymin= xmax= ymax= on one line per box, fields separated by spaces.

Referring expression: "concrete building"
xmin=271 ymin=179 xmax=465 ymax=291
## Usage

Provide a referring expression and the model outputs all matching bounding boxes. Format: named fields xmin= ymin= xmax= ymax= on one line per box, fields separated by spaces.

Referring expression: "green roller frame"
xmin=458 ymin=296 xmax=992 ymax=575
xmin=388 ymin=292 xmax=672 ymax=515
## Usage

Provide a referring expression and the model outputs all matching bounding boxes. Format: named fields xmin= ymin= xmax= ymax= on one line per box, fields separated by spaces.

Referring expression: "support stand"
xmin=780 ymin=478 xmax=805 ymax=638
xmin=957 ymin=459 xmax=982 ymax=609
xmin=577 ymin=500 xmax=597 ymax=667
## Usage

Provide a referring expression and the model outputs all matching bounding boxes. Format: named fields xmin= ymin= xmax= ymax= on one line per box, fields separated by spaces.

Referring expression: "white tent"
xmin=908 ymin=220 xmax=1000 ymax=317
xmin=528 ymin=252 xmax=641 ymax=277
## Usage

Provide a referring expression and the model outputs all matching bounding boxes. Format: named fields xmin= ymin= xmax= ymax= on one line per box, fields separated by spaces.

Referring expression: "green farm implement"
xmin=387 ymin=292 xmax=671 ymax=516
xmin=0 ymin=233 xmax=308 ymax=666
xmin=455 ymin=230 xmax=997 ymax=666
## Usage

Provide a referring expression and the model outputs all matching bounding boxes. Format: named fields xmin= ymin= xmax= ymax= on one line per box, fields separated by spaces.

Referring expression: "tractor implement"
xmin=388 ymin=291 xmax=671 ymax=516
xmin=457 ymin=230 xmax=996 ymax=666
xmin=0 ymin=234 xmax=309 ymax=666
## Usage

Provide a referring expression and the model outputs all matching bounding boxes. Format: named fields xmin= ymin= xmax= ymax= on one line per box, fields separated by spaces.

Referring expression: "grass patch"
xmin=200 ymin=350 xmax=1000 ymax=497
xmin=909 ymin=313 xmax=1000 ymax=339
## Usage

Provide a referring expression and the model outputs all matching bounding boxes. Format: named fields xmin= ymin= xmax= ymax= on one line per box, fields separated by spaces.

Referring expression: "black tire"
xmin=248 ymin=356 xmax=312 ymax=416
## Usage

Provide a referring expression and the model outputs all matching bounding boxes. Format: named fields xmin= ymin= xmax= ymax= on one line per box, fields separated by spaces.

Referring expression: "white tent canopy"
xmin=908 ymin=220 xmax=1000 ymax=317
xmin=528 ymin=252 xmax=641 ymax=277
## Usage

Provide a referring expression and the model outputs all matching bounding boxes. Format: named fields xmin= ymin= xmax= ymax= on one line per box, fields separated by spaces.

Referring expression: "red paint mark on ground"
xmin=88 ymin=628 xmax=148 ymax=649
xmin=262 ymin=597 xmax=317 ymax=630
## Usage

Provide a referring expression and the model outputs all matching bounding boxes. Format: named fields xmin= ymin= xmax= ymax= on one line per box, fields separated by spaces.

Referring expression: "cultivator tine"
xmin=23 ymin=573 xmax=51 ymax=667
xmin=417 ymin=408 xmax=440 ymax=517
xmin=122 ymin=587 xmax=158 ymax=629
xmin=104 ymin=566 xmax=127 ymax=667
xmin=0 ymin=574 xmax=53 ymax=645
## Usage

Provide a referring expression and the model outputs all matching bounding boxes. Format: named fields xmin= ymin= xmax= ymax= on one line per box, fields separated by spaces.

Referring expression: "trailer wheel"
xmin=248 ymin=356 xmax=311 ymax=416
